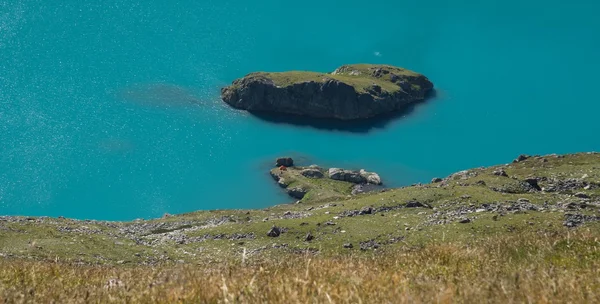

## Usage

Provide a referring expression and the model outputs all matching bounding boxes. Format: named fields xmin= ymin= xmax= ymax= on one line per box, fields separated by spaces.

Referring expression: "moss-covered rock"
xmin=221 ymin=64 xmax=433 ymax=120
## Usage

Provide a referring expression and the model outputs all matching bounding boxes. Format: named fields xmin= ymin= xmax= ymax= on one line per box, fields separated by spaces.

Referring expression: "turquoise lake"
xmin=1 ymin=0 xmax=599 ymax=220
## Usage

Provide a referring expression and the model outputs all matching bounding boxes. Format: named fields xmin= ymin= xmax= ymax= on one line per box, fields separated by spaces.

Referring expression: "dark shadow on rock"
xmin=249 ymin=89 xmax=439 ymax=133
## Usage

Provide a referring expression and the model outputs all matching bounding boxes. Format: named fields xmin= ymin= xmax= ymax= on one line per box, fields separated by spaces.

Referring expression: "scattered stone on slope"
xmin=574 ymin=192 xmax=590 ymax=199
xmin=564 ymin=214 xmax=600 ymax=228
xmin=351 ymin=184 xmax=383 ymax=195
xmin=405 ymin=201 xmax=430 ymax=208
xmin=359 ymin=240 xmax=380 ymax=250
xmin=267 ymin=226 xmax=281 ymax=237
xmin=541 ymin=178 xmax=599 ymax=192
xmin=524 ymin=178 xmax=542 ymax=191
xmin=513 ymin=154 xmax=530 ymax=163
xmin=493 ymin=169 xmax=509 ymax=177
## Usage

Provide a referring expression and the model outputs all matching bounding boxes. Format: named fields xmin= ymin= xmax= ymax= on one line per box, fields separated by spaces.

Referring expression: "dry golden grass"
xmin=1 ymin=228 xmax=599 ymax=304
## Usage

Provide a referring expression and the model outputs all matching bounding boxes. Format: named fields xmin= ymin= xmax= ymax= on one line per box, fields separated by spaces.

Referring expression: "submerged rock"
xmin=221 ymin=64 xmax=433 ymax=120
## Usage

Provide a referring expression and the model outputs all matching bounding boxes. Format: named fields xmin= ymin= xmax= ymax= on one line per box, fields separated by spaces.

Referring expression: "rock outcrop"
xmin=270 ymin=160 xmax=384 ymax=202
xmin=301 ymin=168 xmax=324 ymax=179
xmin=221 ymin=64 xmax=434 ymax=120
xmin=328 ymin=168 xmax=382 ymax=185
xmin=328 ymin=168 xmax=367 ymax=184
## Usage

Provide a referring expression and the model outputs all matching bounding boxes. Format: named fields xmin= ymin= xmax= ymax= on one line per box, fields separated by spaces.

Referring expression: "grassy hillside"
xmin=1 ymin=152 xmax=600 ymax=302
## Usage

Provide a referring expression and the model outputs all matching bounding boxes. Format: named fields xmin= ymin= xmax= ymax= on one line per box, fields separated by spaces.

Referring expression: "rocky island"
xmin=221 ymin=64 xmax=434 ymax=120
xmin=270 ymin=157 xmax=383 ymax=201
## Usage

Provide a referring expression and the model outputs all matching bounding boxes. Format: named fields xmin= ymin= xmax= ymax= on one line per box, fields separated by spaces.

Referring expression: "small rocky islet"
xmin=221 ymin=64 xmax=434 ymax=120
xmin=270 ymin=157 xmax=383 ymax=200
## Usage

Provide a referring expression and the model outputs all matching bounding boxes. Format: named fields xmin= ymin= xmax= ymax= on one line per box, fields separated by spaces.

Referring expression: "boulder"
xmin=328 ymin=168 xmax=345 ymax=180
xmin=328 ymin=168 xmax=367 ymax=184
xmin=524 ymin=178 xmax=542 ymax=191
xmin=287 ymin=187 xmax=307 ymax=199
xmin=301 ymin=168 xmax=324 ymax=179
xmin=277 ymin=178 xmax=288 ymax=188
xmin=360 ymin=169 xmax=382 ymax=185
xmin=575 ymin=192 xmax=590 ymax=199
xmin=405 ymin=201 xmax=427 ymax=208
xmin=345 ymin=171 xmax=367 ymax=184
xmin=493 ymin=169 xmax=509 ymax=177
xmin=359 ymin=206 xmax=373 ymax=215
xmin=513 ymin=154 xmax=530 ymax=163
xmin=431 ymin=177 xmax=443 ymax=183
xmin=267 ymin=226 xmax=281 ymax=237
xmin=275 ymin=157 xmax=294 ymax=167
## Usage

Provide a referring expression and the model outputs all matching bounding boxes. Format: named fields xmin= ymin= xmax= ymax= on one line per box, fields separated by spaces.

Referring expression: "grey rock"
xmin=359 ymin=240 xmax=380 ymax=250
xmin=304 ymin=232 xmax=314 ymax=242
xmin=343 ymin=243 xmax=354 ymax=249
xmin=267 ymin=226 xmax=281 ymax=237
xmin=524 ymin=178 xmax=542 ymax=191
xmin=405 ymin=201 xmax=428 ymax=208
xmin=513 ymin=154 xmax=530 ymax=163
xmin=277 ymin=178 xmax=288 ymax=188
xmin=287 ymin=187 xmax=307 ymax=199
xmin=301 ymin=168 xmax=324 ymax=179
xmin=564 ymin=213 xmax=600 ymax=228
xmin=328 ymin=168 xmax=367 ymax=184
xmin=493 ymin=169 xmax=509 ymax=177
xmin=360 ymin=169 xmax=382 ymax=185
xmin=458 ymin=218 xmax=471 ymax=224
xmin=431 ymin=177 xmax=443 ymax=183
xmin=351 ymin=184 xmax=382 ymax=195
xmin=575 ymin=192 xmax=590 ymax=199
xmin=328 ymin=168 xmax=344 ymax=179
xmin=359 ymin=206 xmax=373 ymax=215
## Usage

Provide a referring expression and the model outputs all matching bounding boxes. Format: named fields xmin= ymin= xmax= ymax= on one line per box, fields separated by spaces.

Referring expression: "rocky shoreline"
xmin=0 ymin=152 xmax=599 ymax=266
xmin=270 ymin=157 xmax=383 ymax=200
